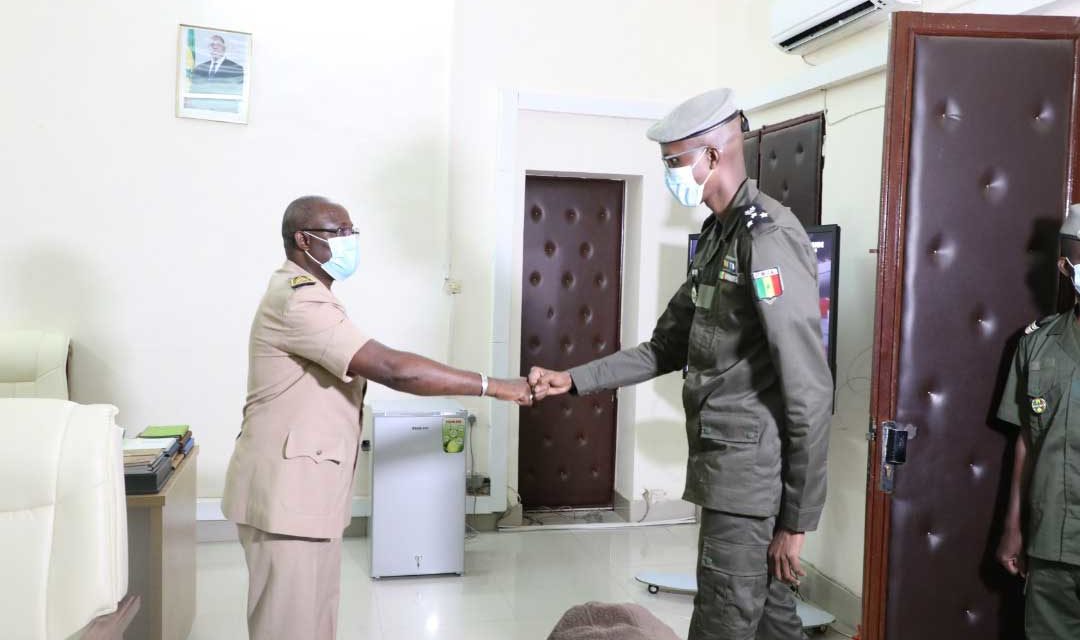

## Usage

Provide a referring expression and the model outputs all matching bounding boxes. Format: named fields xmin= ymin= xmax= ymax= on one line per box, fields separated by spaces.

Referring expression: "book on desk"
xmin=123 ymin=425 xmax=195 ymax=495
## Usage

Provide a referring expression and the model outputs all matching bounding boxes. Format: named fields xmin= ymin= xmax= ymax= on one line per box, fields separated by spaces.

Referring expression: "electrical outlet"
xmin=647 ymin=489 xmax=667 ymax=502
xmin=444 ymin=278 xmax=463 ymax=295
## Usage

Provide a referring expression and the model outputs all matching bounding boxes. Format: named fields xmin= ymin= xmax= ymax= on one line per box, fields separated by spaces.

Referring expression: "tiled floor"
xmin=190 ymin=523 xmax=850 ymax=639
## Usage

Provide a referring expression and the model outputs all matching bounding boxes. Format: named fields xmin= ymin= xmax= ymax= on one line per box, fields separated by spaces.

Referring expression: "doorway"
xmin=518 ymin=175 xmax=624 ymax=509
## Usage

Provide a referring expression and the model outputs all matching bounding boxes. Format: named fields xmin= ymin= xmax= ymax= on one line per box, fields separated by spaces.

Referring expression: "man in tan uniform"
xmin=222 ymin=195 xmax=533 ymax=639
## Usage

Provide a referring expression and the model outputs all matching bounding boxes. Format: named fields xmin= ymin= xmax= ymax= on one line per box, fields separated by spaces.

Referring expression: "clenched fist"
xmin=489 ymin=377 xmax=535 ymax=406
xmin=527 ymin=367 xmax=573 ymax=402
xmin=997 ymin=526 xmax=1027 ymax=578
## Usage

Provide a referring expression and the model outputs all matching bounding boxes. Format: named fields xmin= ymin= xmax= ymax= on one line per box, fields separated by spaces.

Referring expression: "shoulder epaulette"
xmin=1025 ymin=314 xmax=1059 ymax=335
xmin=743 ymin=204 xmax=773 ymax=232
xmin=290 ymin=275 xmax=317 ymax=289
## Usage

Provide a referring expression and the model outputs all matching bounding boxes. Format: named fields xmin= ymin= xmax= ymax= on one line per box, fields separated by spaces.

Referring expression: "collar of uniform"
xmin=1057 ymin=311 xmax=1080 ymax=368
xmin=1048 ymin=309 xmax=1078 ymax=336
xmin=282 ymin=259 xmax=333 ymax=294
xmin=717 ymin=178 xmax=754 ymax=242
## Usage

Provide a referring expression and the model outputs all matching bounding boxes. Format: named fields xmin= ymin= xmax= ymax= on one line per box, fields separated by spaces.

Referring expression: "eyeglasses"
xmin=301 ymin=226 xmax=359 ymax=237
xmin=661 ymin=145 xmax=720 ymax=169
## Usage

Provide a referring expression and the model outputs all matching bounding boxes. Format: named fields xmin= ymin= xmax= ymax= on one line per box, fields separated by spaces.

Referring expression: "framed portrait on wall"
xmin=176 ymin=25 xmax=252 ymax=124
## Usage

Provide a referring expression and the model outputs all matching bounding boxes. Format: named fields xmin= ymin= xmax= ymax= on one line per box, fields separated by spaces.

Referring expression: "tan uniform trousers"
xmin=237 ymin=524 xmax=343 ymax=640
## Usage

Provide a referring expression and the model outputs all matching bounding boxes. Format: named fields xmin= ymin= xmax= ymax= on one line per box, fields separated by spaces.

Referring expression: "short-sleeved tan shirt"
xmin=222 ymin=260 xmax=369 ymax=539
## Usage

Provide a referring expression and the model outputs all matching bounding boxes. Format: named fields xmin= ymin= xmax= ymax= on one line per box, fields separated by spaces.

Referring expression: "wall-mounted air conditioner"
xmin=770 ymin=0 xmax=922 ymax=55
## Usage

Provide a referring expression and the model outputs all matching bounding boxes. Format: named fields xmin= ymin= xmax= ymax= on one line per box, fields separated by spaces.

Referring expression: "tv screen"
xmin=805 ymin=225 xmax=840 ymax=387
xmin=687 ymin=233 xmax=701 ymax=269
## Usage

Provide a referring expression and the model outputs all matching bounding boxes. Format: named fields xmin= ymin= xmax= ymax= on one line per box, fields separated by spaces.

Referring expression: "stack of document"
xmin=140 ymin=425 xmax=196 ymax=469
xmin=122 ymin=438 xmax=176 ymax=494
xmin=122 ymin=425 xmax=194 ymax=494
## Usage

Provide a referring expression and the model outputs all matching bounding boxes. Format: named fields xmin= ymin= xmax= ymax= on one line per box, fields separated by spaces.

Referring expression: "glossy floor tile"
xmin=192 ymin=523 xmax=851 ymax=639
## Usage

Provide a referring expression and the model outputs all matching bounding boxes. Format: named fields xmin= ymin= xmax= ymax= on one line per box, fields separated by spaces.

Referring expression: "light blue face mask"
xmin=1066 ymin=257 xmax=1080 ymax=296
xmin=663 ymin=147 xmax=714 ymax=207
xmin=304 ymin=232 xmax=360 ymax=281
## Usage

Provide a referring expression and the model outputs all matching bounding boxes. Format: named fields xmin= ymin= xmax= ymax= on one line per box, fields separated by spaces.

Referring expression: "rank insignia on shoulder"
xmin=1031 ymin=397 xmax=1047 ymax=415
xmin=751 ymin=267 xmax=783 ymax=303
xmin=1024 ymin=315 xmax=1056 ymax=335
xmin=743 ymin=205 xmax=772 ymax=230
xmin=290 ymin=275 xmax=317 ymax=289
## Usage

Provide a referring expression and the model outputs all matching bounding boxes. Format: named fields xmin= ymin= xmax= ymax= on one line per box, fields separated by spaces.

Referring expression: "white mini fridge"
xmin=370 ymin=399 xmax=467 ymax=578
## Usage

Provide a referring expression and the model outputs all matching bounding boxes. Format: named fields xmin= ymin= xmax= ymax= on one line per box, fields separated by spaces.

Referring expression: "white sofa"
xmin=0 ymin=331 xmax=71 ymax=400
xmin=0 ymin=399 xmax=134 ymax=639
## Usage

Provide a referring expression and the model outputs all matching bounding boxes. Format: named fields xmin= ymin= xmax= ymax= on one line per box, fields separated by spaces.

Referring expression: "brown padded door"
xmin=519 ymin=176 xmax=623 ymax=509
xmin=757 ymin=113 xmax=825 ymax=227
xmin=869 ymin=15 xmax=1079 ymax=639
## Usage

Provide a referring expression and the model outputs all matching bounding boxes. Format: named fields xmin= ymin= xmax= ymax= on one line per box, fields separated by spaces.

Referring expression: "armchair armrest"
xmin=81 ymin=595 xmax=141 ymax=640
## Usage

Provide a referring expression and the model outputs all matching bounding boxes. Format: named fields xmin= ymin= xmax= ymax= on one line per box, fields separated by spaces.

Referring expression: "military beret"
xmin=1061 ymin=203 xmax=1080 ymax=240
xmin=646 ymin=88 xmax=739 ymax=144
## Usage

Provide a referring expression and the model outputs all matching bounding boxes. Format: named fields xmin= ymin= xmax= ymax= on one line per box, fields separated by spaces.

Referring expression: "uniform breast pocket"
xmin=712 ymin=280 xmax=750 ymax=332
xmin=280 ymin=429 xmax=349 ymax=515
xmin=1027 ymin=365 xmax=1060 ymax=436
xmin=689 ymin=285 xmax=719 ymax=368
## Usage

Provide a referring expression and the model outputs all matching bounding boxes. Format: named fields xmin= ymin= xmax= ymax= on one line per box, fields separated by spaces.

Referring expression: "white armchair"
xmin=0 ymin=331 xmax=71 ymax=400
xmin=0 ymin=399 xmax=137 ymax=639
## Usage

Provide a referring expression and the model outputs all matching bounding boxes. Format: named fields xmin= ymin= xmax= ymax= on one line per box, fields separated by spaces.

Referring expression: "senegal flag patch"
xmin=752 ymin=267 xmax=784 ymax=303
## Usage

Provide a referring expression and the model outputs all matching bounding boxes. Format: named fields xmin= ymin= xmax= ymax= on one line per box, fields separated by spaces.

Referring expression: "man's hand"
xmin=489 ymin=377 xmax=534 ymax=406
xmin=527 ymin=367 xmax=573 ymax=401
xmin=997 ymin=526 xmax=1027 ymax=578
xmin=768 ymin=528 xmax=806 ymax=585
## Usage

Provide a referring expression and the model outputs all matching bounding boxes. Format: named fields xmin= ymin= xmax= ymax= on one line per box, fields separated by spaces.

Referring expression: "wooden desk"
xmin=126 ymin=447 xmax=197 ymax=640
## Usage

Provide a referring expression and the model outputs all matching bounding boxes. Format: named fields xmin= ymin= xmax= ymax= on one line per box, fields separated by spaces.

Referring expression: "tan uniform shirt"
xmin=222 ymin=260 xmax=369 ymax=539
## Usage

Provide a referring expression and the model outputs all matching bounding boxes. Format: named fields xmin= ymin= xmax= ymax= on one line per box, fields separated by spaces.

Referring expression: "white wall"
xmin=0 ymin=0 xmax=454 ymax=498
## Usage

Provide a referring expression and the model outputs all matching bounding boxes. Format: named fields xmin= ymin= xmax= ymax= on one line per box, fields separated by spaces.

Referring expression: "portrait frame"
xmin=176 ymin=24 xmax=252 ymax=124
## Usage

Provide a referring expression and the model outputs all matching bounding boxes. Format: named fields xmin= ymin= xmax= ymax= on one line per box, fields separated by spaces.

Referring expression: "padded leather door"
xmin=757 ymin=113 xmax=825 ymax=227
xmin=866 ymin=12 xmax=1080 ymax=640
xmin=519 ymin=176 xmax=623 ymax=509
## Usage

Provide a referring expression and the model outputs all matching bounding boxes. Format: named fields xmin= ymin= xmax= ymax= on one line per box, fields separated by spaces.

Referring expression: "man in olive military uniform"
xmin=529 ymin=89 xmax=832 ymax=639
xmin=997 ymin=204 xmax=1080 ymax=639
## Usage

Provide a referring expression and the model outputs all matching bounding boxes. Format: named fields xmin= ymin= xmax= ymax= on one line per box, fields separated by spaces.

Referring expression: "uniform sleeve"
xmin=279 ymin=289 xmax=369 ymax=382
xmin=749 ymin=225 xmax=832 ymax=532
xmin=569 ymin=278 xmax=694 ymax=395
xmin=996 ymin=340 xmax=1027 ymax=429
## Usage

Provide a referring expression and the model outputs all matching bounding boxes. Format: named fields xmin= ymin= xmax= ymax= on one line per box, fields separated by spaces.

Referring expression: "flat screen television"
xmin=805 ymin=224 xmax=840 ymax=387
xmin=686 ymin=225 xmax=840 ymax=402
